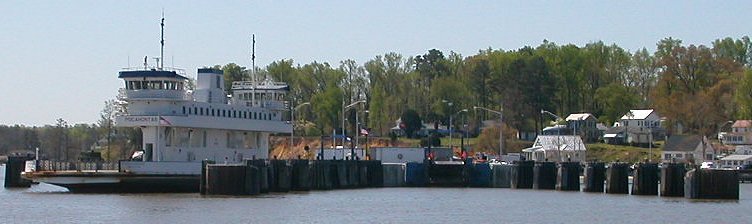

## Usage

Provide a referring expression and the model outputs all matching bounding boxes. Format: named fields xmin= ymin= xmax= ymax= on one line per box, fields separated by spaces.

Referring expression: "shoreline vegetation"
xmin=2 ymin=36 xmax=752 ymax=163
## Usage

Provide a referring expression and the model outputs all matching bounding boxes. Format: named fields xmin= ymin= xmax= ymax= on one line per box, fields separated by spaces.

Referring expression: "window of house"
xmin=664 ymin=154 xmax=671 ymax=160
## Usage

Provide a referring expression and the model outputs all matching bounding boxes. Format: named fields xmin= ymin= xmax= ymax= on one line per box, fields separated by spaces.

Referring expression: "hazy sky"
xmin=1 ymin=1 xmax=750 ymax=126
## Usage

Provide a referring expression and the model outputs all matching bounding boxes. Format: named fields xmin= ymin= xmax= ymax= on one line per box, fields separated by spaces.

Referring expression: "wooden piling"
xmin=205 ymin=164 xmax=246 ymax=195
xmin=366 ymin=160 xmax=384 ymax=187
xmin=491 ymin=164 xmax=512 ymax=188
xmin=533 ymin=162 xmax=557 ymax=190
xmin=660 ymin=163 xmax=686 ymax=197
xmin=383 ymin=163 xmax=406 ymax=187
xmin=606 ymin=162 xmax=629 ymax=194
xmin=4 ymin=156 xmax=31 ymax=188
xmin=270 ymin=160 xmax=291 ymax=192
xmin=685 ymin=167 xmax=739 ymax=200
xmin=583 ymin=162 xmax=605 ymax=193
xmin=470 ymin=163 xmax=492 ymax=188
xmin=311 ymin=160 xmax=332 ymax=190
xmin=199 ymin=160 xmax=215 ymax=194
xmin=511 ymin=160 xmax=534 ymax=189
xmin=632 ymin=163 xmax=659 ymax=195
xmin=405 ymin=162 xmax=428 ymax=187
xmin=244 ymin=162 xmax=260 ymax=195
xmin=556 ymin=162 xmax=581 ymax=191
xmin=358 ymin=161 xmax=369 ymax=187
xmin=291 ymin=159 xmax=311 ymax=191
xmin=346 ymin=160 xmax=359 ymax=188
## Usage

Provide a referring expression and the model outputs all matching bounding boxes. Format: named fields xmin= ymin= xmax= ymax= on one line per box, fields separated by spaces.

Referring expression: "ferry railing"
xmin=34 ymin=160 xmax=119 ymax=172
xmin=119 ymin=88 xmax=190 ymax=100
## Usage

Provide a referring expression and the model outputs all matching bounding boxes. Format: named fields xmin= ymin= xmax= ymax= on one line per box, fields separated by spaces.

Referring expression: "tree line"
xmin=0 ymin=100 xmax=141 ymax=161
xmin=235 ymin=36 xmax=752 ymax=140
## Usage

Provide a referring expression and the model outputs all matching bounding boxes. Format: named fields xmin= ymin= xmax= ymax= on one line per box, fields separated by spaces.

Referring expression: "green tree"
xmin=712 ymin=36 xmax=751 ymax=67
xmin=400 ymin=109 xmax=422 ymax=138
xmin=222 ymin=63 xmax=247 ymax=95
xmin=595 ymin=83 xmax=638 ymax=125
xmin=310 ymin=86 xmax=343 ymax=134
xmin=736 ymin=69 xmax=752 ymax=119
xmin=98 ymin=100 xmax=115 ymax=161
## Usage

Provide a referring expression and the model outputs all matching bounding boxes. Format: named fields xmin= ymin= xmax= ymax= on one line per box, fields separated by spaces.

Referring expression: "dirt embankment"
xmin=269 ymin=137 xmax=412 ymax=159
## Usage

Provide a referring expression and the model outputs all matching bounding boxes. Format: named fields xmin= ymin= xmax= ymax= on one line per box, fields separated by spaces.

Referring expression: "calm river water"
xmin=2 ymin=165 xmax=751 ymax=223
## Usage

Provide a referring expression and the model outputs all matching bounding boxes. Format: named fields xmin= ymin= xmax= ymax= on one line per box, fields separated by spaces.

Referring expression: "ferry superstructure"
xmin=116 ymin=67 xmax=291 ymax=166
xmin=22 ymin=67 xmax=292 ymax=193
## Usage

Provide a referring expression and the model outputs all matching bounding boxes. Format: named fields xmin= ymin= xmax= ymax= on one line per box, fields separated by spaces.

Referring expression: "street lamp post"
xmin=473 ymin=106 xmax=503 ymax=157
xmin=450 ymin=109 xmax=469 ymax=148
xmin=441 ymin=100 xmax=454 ymax=146
xmin=291 ymin=102 xmax=310 ymax=157
xmin=541 ymin=110 xmax=563 ymax=161
xmin=343 ymin=100 xmax=366 ymax=159
xmin=364 ymin=110 xmax=370 ymax=159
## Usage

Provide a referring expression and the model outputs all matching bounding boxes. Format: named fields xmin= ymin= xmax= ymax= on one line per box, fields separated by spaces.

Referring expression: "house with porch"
xmin=662 ymin=135 xmax=714 ymax=163
xmin=521 ymin=135 xmax=586 ymax=162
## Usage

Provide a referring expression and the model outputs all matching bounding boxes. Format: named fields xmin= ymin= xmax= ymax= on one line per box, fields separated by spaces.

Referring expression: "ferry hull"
xmin=23 ymin=171 xmax=199 ymax=193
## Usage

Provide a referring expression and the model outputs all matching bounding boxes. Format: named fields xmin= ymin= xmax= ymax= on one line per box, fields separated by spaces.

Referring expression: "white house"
xmin=722 ymin=120 xmax=752 ymax=145
xmin=719 ymin=154 xmax=752 ymax=169
xmin=662 ymin=135 xmax=714 ymax=163
xmin=521 ymin=135 xmax=586 ymax=162
xmin=619 ymin=109 xmax=661 ymax=128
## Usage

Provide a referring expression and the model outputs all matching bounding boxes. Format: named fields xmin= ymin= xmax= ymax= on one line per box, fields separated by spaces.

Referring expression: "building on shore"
xmin=521 ymin=135 xmax=586 ymax=162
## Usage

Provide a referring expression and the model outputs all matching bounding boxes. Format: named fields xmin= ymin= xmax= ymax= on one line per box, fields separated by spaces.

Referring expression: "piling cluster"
xmin=4 ymin=156 xmax=32 ymax=188
xmin=393 ymin=160 xmax=739 ymax=200
xmin=200 ymin=159 xmax=383 ymax=196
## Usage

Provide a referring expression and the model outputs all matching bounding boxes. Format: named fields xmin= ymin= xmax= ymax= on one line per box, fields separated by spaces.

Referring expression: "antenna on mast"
xmin=251 ymin=34 xmax=257 ymax=105
xmin=160 ymin=10 xmax=165 ymax=70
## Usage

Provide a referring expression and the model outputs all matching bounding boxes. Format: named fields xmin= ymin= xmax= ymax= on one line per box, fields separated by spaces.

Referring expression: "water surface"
xmin=2 ymin=165 xmax=749 ymax=223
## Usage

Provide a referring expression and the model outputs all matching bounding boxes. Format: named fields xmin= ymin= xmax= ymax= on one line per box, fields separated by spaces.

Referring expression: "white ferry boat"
xmin=23 ymin=66 xmax=292 ymax=193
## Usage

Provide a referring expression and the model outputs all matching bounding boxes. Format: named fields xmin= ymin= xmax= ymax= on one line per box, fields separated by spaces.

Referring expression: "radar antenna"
xmin=160 ymin=10 xmax=165 ymax=70
xmin=251 ymin=34 xmax=257 ymax=105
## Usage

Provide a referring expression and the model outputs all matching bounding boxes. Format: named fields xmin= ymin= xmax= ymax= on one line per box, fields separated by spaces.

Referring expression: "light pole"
xmin=473 ymin=106 xmax=503 ymax=157
xmin=648 ymin=128 xmax=652 ymax=162
xmin=450 ymin=109 xmax=469 ymax=148
xmin=291 ymin=102 xmax=310 ymax=155
xmin=364 ymin=110 xmax=370 ymax=159
xmin=541 ymin=110 xmax=563 ymax=161
xmin=343 ymin=100 xmax=366 ymax=159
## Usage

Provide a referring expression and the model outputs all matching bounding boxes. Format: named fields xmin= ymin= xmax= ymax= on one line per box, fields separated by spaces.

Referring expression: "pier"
xmin=199 ymin=159 xmax=741 ymax=200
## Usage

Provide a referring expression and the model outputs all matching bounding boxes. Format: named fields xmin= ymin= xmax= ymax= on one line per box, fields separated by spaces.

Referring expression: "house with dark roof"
xmin=565 ymin=113 xmax=599 ymax=142
xmin=602 ymin=126 xmax=651 ymax=146
xmin=662 ymin=135 xmax=714 ymax=163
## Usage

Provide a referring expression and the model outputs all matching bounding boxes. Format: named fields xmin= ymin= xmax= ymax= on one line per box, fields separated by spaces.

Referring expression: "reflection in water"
xmin=1 ymin=165 xmax=749 ymax=223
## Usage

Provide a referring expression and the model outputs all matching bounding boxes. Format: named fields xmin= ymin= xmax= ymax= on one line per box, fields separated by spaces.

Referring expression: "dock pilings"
xmin=198 ymin=159 xmax=739 ymax=200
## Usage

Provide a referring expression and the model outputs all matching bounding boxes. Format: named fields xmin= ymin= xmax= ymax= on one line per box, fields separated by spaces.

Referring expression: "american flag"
xmin=159 ymin=116 xmax=172 ymax=126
